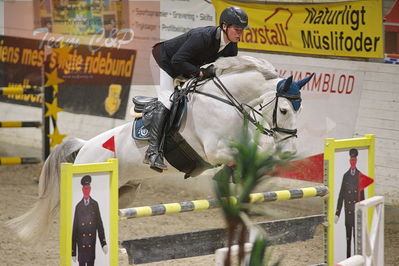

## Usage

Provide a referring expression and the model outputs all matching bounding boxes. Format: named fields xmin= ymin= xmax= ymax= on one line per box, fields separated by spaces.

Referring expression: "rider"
xmin=145 ymin=6 xmax=249 ymax=172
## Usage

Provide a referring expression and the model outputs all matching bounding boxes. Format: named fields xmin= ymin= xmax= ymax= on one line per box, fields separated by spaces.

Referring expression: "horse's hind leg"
xmin=119 ymin=181 xmax=141 ymax=209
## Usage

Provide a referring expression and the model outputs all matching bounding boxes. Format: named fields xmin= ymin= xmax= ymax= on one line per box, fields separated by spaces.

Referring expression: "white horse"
xmin=6 ymin=55 xmax=313 ymax=245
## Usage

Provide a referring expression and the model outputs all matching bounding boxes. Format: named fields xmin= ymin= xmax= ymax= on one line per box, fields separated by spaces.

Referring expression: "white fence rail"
xmin=335 ymin=255 xmax=365 ymax=266
xmin=355 ymin=196 xmax=384 ymax=266
xmin=215 ymin=243 xmax=253 ymax=266
xmin=337 ymin=196 xmax=384 ymax=266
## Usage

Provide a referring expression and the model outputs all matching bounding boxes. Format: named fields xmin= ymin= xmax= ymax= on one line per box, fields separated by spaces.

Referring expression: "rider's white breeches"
xmin=150 ymin=54 xmax=174 ymax=110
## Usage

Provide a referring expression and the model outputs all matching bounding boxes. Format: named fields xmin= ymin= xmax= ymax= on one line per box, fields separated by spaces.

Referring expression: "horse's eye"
xmin=280 ymin=108 xmax=287 ymax=115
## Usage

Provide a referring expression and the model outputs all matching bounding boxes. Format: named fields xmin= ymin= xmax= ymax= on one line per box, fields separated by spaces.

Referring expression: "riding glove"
xmin=200 ymin=64 xmax=216 ymax=79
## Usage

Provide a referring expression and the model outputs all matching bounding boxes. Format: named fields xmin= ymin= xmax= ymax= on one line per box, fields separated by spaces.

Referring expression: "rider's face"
xmin=223 ymin=25 xmax=244 ymax=43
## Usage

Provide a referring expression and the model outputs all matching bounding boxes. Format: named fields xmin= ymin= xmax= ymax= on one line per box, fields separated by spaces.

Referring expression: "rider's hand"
xmin=102 ymin=244 xmax=108 ymax=254
xmin=72 ymin=256 xmax=77 ymax=263
xmin=200 ymin=64 xmax=216 ymax=80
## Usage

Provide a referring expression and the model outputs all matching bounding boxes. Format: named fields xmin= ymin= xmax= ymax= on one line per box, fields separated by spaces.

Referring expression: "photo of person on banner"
xmin=334 ymin=148 xmax=373 ymax=258
xmin=72 ymin=175 xmax=108 ymax=266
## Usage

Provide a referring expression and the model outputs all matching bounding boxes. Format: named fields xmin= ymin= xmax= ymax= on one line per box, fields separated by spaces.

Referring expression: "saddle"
xmin=131 ymin=90 xmax=212 ymax=178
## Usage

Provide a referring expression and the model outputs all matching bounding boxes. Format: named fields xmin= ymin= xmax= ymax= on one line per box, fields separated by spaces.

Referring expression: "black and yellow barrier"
xmin=119 ymin=186 xmax=329 ymax=220
xmin=0 ymin=86 xmax=51 ymax=162
xmin=0 ymin=121 xmax=42 ymax=128
xmin=0 ymin=87 xmax=42 ymax=96
xmin=0 ymin=157 xmax=41 ymax=165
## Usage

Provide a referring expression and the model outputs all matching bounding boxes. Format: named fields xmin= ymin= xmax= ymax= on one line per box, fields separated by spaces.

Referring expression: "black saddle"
xmin=132 ymin=92 xmax=187 ymax=134
xmin=132 ymin=96 xmax=157 ymax=113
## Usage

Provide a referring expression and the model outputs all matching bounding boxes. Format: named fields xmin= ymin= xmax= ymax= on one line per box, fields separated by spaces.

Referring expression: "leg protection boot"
xmin=143 ymin=101 xmax=169 ymax=171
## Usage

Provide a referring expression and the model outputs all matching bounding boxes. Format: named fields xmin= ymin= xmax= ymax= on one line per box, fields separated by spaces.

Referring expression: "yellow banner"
xmin=213 ymin=0 xmax=383 ymax=58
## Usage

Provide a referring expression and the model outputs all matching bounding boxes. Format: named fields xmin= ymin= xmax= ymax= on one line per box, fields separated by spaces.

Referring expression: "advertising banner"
xmin=160 ymin=0 xmax=216 ymax=40
xmin=0 ymin=34 xmax=136 ymax=119
xmin=45 ymin=44 xmax=136 ymax=119
xmin=213 ymin=0 xmax=383 ymax=58
xmin=0 ymin=35 xmax=44 ymax=107
xmin=3 ymin=1 xmax=154 ymax=86
xmin=36 ymin=0 xmax=124 ymax=37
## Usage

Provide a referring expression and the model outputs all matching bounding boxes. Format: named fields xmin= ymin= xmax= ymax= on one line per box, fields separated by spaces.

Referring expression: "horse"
xmin=6 ymin=55 xmax=314 ymax=245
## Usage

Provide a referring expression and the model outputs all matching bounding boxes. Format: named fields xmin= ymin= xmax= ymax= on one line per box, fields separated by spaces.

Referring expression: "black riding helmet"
xmin=219 ymin=6 xmax=249 ymax=29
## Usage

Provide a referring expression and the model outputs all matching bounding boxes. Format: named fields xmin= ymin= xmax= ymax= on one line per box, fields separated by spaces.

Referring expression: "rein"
xmin=177 ymin=75 xmax=299 ymax=141
xmin=212 ymin=76 xmax=274 ymax=136
xmin=181 ymin=76 xmax=297 ymax=140
xmin=182 ymin=77 xmax=274 ymax=136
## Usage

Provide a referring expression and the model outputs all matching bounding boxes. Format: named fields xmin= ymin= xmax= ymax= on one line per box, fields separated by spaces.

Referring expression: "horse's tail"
xmin=5 ymin=137 xmax=86 ymax=245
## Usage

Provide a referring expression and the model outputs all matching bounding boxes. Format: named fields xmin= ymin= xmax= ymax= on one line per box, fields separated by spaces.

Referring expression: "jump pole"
xmin=120 ymin=186 xmax=329 ymax=264
xmin=0 ymin=86 xmax=51 ymax=162
xmin=119 ymin=185 xmax=329 ymax=220
xmin=0 ymin=86 xmax=42 ymax=96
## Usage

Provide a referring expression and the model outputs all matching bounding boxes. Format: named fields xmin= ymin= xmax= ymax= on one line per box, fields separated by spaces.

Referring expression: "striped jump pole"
xmin=0 ymin=86 xmax=42 ymax=95
xmin=0 ymin=86 xmax=50 ymax=161
xmin=0 ymin=121 xmax=42 ymax=128
xmin=119 ymin=186 xmax=329 ymax=220
xmin=0 ymin=157 xmax=41 ymax=165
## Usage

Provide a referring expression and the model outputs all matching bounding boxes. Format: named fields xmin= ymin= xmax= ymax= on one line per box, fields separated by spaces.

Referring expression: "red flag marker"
xmin=274 ymin=153 xmax=324 ymax=183
xmin=102 ymin=136 xmax=116 ymax=157
xmin=359 ymin=172 xmax=374 ymax=191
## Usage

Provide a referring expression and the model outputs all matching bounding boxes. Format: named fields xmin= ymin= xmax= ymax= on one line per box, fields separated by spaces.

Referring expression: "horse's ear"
xmin=284 ymin=76 xmax=293 ymax=91
xmin=277 ymin=75 xmax=293 ymax=92
xmin=297 ymin=73 xmax=315 ymax=89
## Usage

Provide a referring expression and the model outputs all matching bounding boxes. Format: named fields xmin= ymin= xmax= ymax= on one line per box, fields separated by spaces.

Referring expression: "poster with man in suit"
xmin=72 ymin=175 xmax=108 ymax=266
xmin=334 ymin=148 xmax=373 ymax=259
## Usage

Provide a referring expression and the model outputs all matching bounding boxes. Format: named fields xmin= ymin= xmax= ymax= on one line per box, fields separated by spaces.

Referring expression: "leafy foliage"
xmin=214 ymin=119 xmax=293 ymax=265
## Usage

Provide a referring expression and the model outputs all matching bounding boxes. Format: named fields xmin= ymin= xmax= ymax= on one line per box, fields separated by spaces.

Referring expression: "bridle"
xmin=270 ymin=92 xmax=298 ymax=143
xmin=181 ymin=76 xmax=299 ymax=143
xmin=256 ymin=91 xmax=298 ymax=143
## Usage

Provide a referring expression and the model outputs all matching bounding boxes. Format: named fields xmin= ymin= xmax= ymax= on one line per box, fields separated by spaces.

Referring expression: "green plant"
xmin=214 ymin=120 xmax=293 ymax=266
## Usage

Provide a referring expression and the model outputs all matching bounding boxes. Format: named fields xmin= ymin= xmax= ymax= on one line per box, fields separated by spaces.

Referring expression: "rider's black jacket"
xmin=152 ymin=26 xmax=238 ymax=79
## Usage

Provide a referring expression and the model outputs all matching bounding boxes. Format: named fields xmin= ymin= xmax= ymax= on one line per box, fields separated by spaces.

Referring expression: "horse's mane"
xmin=214 ymin=55 xmax=279 ymax=80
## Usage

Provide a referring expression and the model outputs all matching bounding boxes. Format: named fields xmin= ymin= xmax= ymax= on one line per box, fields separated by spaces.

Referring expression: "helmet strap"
xmin=221 ymin=24 xmax=233 ymax=42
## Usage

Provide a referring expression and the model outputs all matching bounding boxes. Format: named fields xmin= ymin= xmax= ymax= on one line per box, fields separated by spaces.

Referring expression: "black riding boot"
xmin=143 ymin=101 xmax=169 ymax=172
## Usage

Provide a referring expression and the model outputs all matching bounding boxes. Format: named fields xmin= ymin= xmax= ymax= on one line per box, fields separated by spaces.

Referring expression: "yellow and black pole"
xmin=0 ymin=86 xmax=42 ymax=96
xmin=0 ymin=121 xmax=42 ymax=128
xmin=119 ymin=186 xmax=329 ymax=220
xmin=0 ymin=157 xmax=41 ymax=165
